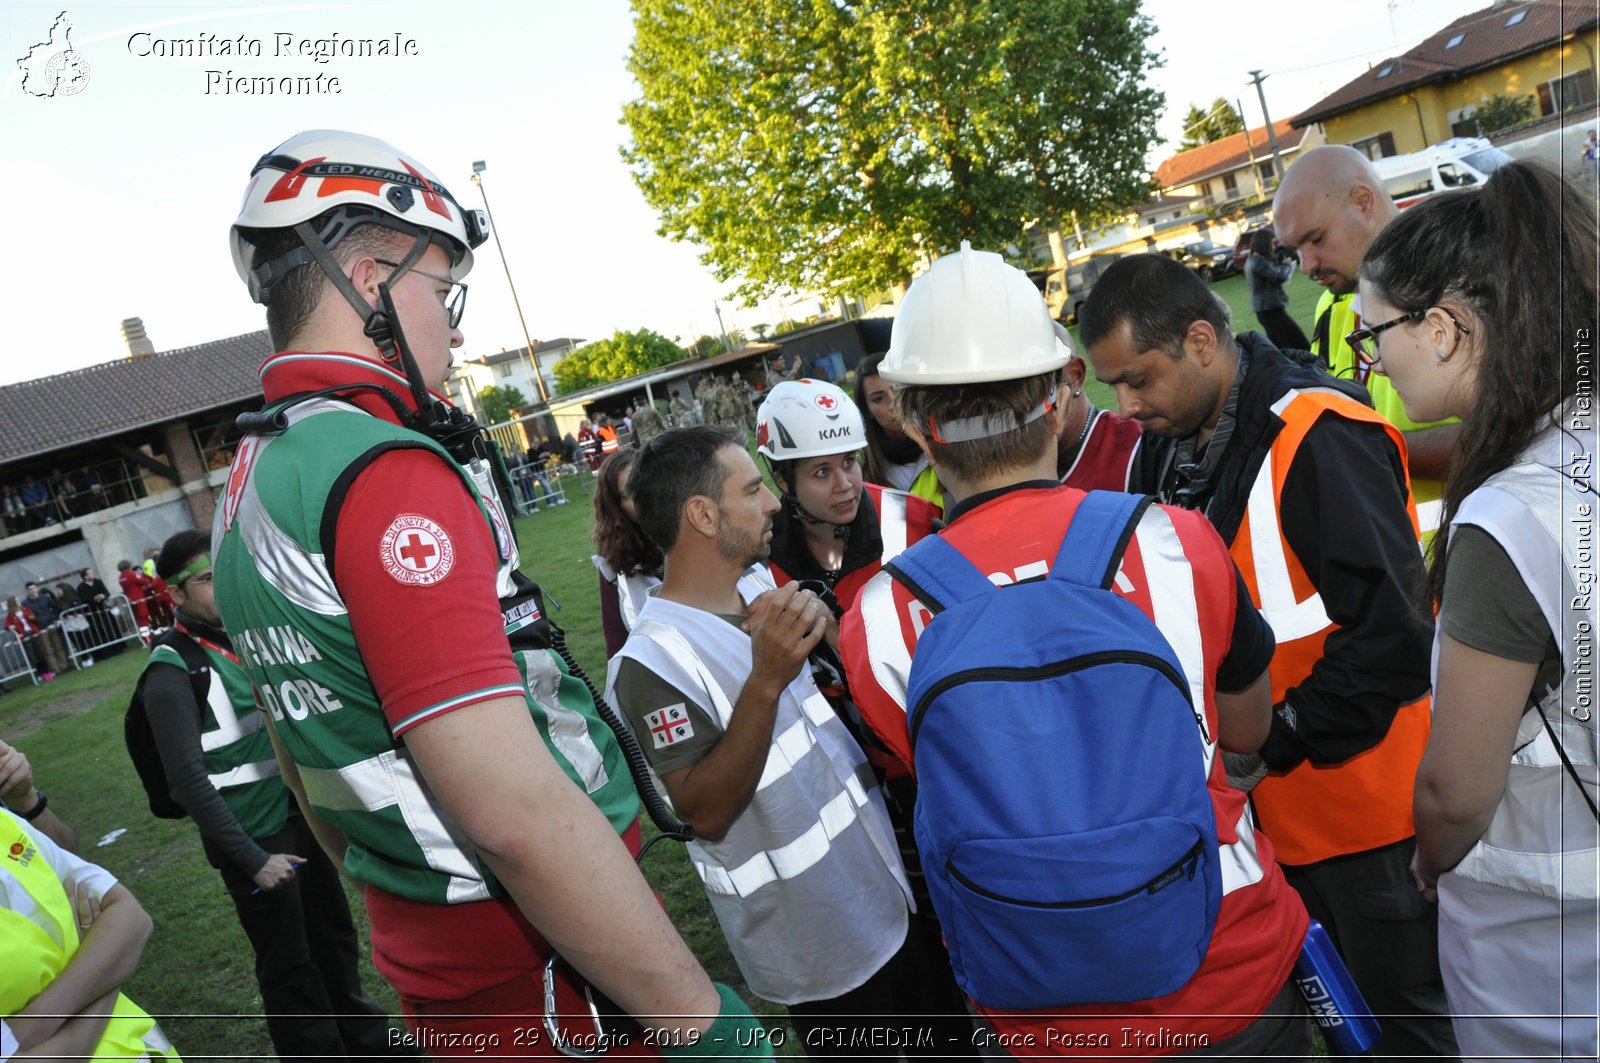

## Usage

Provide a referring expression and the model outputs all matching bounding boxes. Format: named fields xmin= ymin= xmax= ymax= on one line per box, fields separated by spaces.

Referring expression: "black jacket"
xmin=1131 ymin=332 xmax=1434 ymax=772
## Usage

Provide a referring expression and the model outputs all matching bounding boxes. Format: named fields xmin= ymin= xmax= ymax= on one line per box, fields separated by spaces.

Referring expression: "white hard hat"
xmin=756 ymin=379 xmax=865 ymax=462
xmin=230 ymin=129 xmax=488 ymax=303
xmin=881 ymin=241 xmax=1071 ymax=384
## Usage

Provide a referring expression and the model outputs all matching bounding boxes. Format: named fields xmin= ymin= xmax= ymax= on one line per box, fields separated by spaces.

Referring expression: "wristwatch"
xmin=15 ymin=789 xmax=47 ymax=822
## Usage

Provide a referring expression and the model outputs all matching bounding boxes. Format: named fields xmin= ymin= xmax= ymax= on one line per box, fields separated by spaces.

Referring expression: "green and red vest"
xmin=213 ymin=395 xmax=638 ymax=904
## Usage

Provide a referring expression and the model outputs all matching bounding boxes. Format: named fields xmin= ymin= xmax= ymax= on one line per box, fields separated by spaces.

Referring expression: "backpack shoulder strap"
xmin=1051 ymin=491 xmax=1153 ymax=590
xmin=882 ymin=534 xmax=996 ymax=616
xmin=151 ymin=629 xmax=211 ymax=709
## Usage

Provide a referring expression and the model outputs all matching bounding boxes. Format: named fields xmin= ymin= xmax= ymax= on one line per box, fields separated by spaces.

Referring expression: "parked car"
xmin=1165 ymin=241 xmax=1239 ymax=283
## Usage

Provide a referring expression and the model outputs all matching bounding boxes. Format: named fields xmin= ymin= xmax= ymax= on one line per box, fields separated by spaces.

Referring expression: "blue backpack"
xmin=884 ymin=490 xmax=1221 ymax=1009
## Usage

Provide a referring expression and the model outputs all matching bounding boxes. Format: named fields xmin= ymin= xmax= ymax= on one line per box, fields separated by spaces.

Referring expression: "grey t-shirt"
xmin=1442 ymin=524 xmax=1563 ymax=708
xmin=612 ymin=612 xmax=747 ymax=777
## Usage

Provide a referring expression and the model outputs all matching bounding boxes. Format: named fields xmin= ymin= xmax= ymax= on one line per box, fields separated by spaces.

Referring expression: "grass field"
xmin=1 ymin=275 xmax=1328 ymax=1058
xmin=0 ymin=471 xmax=762 ymax=1060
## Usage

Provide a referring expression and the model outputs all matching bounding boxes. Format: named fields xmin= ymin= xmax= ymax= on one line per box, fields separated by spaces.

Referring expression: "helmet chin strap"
xmin=291 ymin=222 xmax=441 ymax=430
xmin=769 ymin=460 xmax=852 ymax=540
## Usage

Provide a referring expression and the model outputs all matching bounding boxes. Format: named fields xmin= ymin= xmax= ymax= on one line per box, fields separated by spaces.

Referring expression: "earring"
xmin=1073 ymin=389 xmax=1083 ymax=397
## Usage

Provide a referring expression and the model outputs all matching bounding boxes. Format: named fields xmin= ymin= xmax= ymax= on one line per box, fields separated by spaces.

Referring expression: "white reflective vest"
xmin=608 ymin=581 xmax=910 ymax=1005
xmin=1441 ymin=412 xmax=1599 ymax=901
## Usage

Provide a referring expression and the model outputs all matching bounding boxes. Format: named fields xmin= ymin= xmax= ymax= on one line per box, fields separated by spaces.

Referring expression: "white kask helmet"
xmin=880 ymin=241 xmax=1071 ymax=385
xmin=230 ymin=129 xmax=487 ymax=304
xmin=756 ymin=379 xmax=865 ymax=463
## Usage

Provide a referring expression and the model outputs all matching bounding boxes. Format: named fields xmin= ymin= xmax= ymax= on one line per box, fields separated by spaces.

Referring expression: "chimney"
xmin=121 ymin=317 xmax=156 ymax=358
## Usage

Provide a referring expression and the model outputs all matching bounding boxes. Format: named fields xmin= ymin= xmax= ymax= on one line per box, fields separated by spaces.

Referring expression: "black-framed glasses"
xmin=1346 ymin=307 xmax=1472 ymax=369
xmin=374 ymin=258 xmax=468 ymax=328
xmin=1346 ymin=310 xmax=1424 ymax=368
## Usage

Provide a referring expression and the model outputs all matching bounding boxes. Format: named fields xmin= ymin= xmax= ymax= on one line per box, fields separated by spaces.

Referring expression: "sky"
xmin=0 ymin=0 xmax=1492 ymax=387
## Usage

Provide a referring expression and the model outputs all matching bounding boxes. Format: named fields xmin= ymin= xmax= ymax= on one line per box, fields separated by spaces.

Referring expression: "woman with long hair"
xmin=590 ymin=449 xmax=665 ymax=658
xmin=1356 ymin=160 xmax=1598 ymax=1059
xmin=852 ymin=325 xmax=941 ymax=505
xmin=1245 ymin=226 xmax=1310 ymax=352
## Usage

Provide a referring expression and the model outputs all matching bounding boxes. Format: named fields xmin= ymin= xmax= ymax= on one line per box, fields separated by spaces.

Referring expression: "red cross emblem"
xmin=646 ymin=705 xmax=694 ymax=749
xmin=814 ymin=393 xmax=837 ymax=412
xmin=381 ymin=515 xmax=455 ymax=586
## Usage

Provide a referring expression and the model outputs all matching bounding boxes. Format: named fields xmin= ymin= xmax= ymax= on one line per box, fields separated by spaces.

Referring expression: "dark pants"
xmin=1282 ymin=838 xmax=1459 ymax=1063
xmin=218 ymin=815 xmax=399 ymax=1061
xmin=788 ymin=919 xmax=980 ymax=1062
xmin=1255 ymin=308 xmax=1311 ymax=355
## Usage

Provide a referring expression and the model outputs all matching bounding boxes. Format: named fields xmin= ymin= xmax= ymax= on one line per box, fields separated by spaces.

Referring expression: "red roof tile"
xmin=1154 ymin=121 xmax=1306 ymax=190
xmin=1294 ymin=0 xmax=1600 ymax=127
xmin=0 ymin=332 xmax=271 ymax=463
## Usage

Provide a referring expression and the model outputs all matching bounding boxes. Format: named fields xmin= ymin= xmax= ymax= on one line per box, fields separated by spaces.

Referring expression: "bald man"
xmin=1273 ymin=146 xmax=1461 ymax=536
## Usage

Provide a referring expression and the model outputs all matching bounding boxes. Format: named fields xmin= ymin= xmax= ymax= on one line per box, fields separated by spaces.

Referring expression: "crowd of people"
xmin=3 ymin=126 xmax=1593 ymax=1063
xmin=0 ymin=566 xmax=162 ymax=683
xmin=0 ymin=467 xmax=121 ymax=536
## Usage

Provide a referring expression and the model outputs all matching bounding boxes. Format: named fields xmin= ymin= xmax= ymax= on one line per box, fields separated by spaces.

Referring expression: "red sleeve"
xmin=839 ymin=584 xmax=916 ymax=775
xmin=333 ymin=449 xmax=525 ymax=737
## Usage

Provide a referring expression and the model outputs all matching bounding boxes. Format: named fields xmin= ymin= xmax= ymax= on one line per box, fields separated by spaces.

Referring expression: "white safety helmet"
xmin=881 ymin=241 xmax=1071 ymax=385
xmin=756 ymin=379 xmax=865 ymax=463
xmin=230 ymin=129 xmax=487 ymax=304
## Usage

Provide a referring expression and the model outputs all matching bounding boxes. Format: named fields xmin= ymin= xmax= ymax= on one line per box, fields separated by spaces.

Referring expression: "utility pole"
xmin=713 ymin=301 xmax=732 ymax=354
xmin=1247 ymin=71 xmax=1287 ymax=183
xmin=471 ymin=160 xmax=549 ymax=404
xmin=1240 ymin=97 xmax=1264 ymax=198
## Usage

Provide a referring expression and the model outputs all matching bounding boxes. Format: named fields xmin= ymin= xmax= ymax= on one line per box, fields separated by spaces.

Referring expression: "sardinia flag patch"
xmin=645 ymin=704 xmax=694 ymax=748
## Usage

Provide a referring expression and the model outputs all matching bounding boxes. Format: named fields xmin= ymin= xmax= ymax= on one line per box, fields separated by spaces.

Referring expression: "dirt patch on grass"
xmin=1 ymin=685 xmax=116 ymax=741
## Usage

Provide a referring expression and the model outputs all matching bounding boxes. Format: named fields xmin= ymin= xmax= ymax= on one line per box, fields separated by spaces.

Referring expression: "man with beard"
xmin=1080 ymin=254 xmax=1456 ymax=1062
xmin=607 ymin=426 xmax=919 ymax=1058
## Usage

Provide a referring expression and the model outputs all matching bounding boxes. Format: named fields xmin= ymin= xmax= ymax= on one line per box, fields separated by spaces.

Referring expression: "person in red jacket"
xmin=116 ymin=560 xmax=153 ymax=633
xmin=756 ymin=379 xmax=938 ymax=620
xmin=1051 ymin=324 xmax=1143 ymax=492
xmin=3 ymin=597 xmax=54 ymax=681
xmin=753 ymin=379 xmax=974 ymax=1058
xmin=840 ymin=242 xmax=1310 ymax=1058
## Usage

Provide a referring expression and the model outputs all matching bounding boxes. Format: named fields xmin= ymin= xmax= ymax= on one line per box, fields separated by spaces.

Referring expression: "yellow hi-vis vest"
xmin=0 ymin=814 xmax=180 ymax=1061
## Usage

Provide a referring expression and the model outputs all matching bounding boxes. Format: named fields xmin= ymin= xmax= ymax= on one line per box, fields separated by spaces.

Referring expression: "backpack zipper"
xmin=945 ymin=839 xmax=1205 ymax=909
xmin=908 ymin=651 xmax=1191 ymax=746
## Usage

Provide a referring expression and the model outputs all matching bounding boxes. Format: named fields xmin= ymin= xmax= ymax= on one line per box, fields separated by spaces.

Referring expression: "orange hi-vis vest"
xmin=597 ymin=425 xmax=620 ymax=454
xmin=1230 ymin=388 xmax=1432 ymax=867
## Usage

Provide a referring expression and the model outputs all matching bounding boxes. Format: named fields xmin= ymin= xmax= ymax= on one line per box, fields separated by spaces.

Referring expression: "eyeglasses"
xmin=1345 ymin=307 xmax=1472 ymax=369
xmin=374 ymin=259 xmax=468 ymax=328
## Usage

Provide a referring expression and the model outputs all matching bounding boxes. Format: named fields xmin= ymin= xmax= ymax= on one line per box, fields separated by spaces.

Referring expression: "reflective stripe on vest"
xmin=875 ymin=485 xmax=910 ymax=562
xmin=1444 ymin=421 xmax=1598 ymax=900
xmin=625 ymin=615 xmax=902 ymax=897
xmin=1237 ymin=388 xmax=1430 ymax=865
xmin=0 ymin=818 xmax=181 ymax=1060
xmin=296 ymin=748 xmax=492 ymax=904
xmin=856 ymin=502 xmax=1266 ymax=896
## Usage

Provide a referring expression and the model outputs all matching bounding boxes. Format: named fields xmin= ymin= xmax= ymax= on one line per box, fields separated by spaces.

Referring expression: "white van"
xmin=1372 ymin=137 xmax=1514 ymax=209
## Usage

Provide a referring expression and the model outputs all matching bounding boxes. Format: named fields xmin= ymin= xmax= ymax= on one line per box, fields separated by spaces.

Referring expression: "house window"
xmin=1445 ymin=33 xmax=1465 ymax=49
xmin=1537 ymin=70 xmax=1597 ymax=116
xmin=1222 ymin=172 xmax=1239 ymax=197
xmin=1258 ymin=161 xmax=1275 ymax=185
xmin=1506 ymin=9 xmax=1527 ymax=26
xmin=1350 ymin=132 xmax=1397 ymax=160
xmin=1376 ymin=64 xmax=1395 ymax=79
xmin=497 ymin=363 xmax=513 ymax=378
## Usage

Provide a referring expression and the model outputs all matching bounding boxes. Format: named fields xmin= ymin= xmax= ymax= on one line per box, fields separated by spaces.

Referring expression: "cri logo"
xmin=814 ymin=393 xmax=838 ymax=412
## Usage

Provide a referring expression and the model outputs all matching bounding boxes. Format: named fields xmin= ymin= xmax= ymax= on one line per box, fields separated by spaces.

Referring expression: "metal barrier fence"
xmin=0 ymin=630 xmax=38 ymax=686
xmin=60 ymin=594 xmax=145 ymax=667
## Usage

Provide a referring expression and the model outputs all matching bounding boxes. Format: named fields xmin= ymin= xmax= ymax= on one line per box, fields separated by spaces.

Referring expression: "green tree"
xmin=477 ymin=384 xmax=529 ymax=425
xmin=553 ymin=329 xmax=691 ymax=395
xmin=689 ymin=334 xmax=727 ymax=359
xmin=1472 ymin=93 xmax=1536 ymax=135
xmin=1177 ymin=98 xmax=1246 ymax=150
xmin=623 ymin=0 xmax=1162 ymax=304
